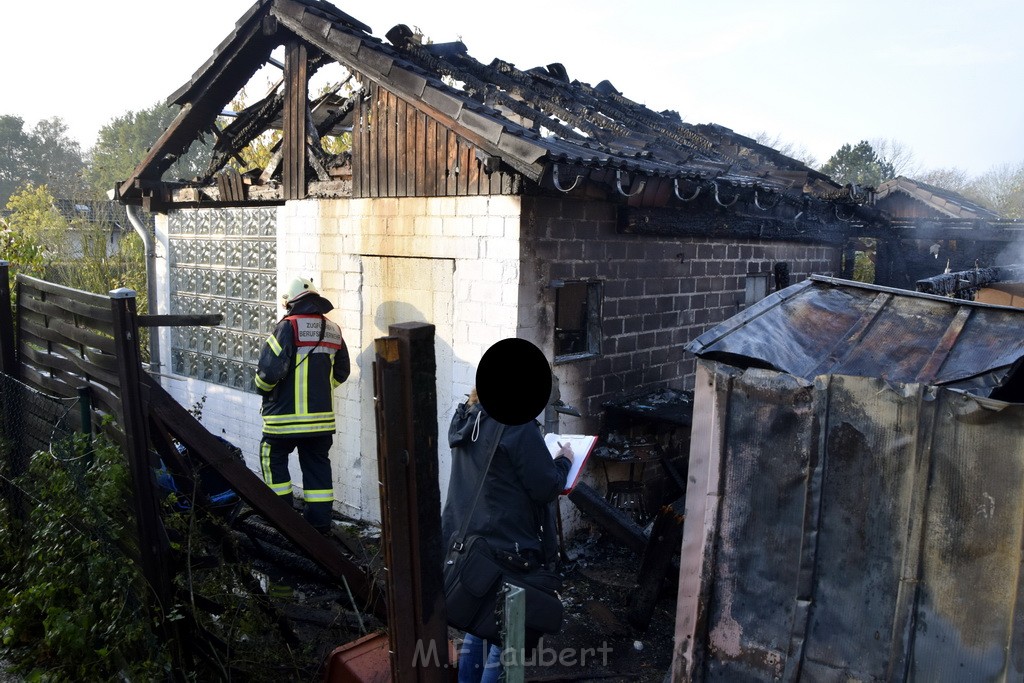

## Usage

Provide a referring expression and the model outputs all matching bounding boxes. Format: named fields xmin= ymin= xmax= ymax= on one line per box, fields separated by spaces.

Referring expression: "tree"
xmin=753 ymin=131 xmax=818 ymax=168
xmin=1 ymin=185 xmax=54 ymax=299
xmin=820 ymin=140 xmax=896 ymax=188
xmin=86 ymin=102 xmax=212 ymax=198
xmin=0 ymin=115 xmax=86 ymax=208
xmin=0 ymin=115 xmax=37 ymax=206
xmin=964 ymin=162 xmax=1024 ymax=219
xmin=5 ymin=183 xmax=68 ymax=246
xmin=870 ymin=138 xmax=918 ymax=179
xmin=916 ymin=167 xmax=971 ymax=195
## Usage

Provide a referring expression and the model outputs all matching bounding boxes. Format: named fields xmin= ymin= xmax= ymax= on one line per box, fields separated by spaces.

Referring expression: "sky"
xmin=2 ymin=0 xmax=1022 ymax=178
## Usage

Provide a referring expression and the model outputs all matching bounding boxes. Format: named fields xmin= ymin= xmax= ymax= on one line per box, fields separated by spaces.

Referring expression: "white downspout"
xmin=125 ymin=203 xmax=161 ymax=372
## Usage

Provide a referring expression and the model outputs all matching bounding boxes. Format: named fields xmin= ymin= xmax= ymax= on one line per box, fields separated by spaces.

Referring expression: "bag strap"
xmin=452 ymin=417 xmax=505 ymax=550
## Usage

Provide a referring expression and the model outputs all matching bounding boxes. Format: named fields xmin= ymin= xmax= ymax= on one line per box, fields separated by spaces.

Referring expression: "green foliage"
xmin=820 ymin=140 xmax=896 ymax=188
xmin=2 ymin=184 xmax=147 ymax=313
xmin=6 ymin=184 xmax=68 ymax=245
xmin=0 ymin=427 xmax=326 ymax=681
xmin=52 ymin=227 xmax=148 ymax=312
xmin=0 ymin=434 xmax=171 ymax=681
xmin=1 ymin=186 xmax=53 ymax=303
xmin=86 ymin=102 xmax=213 ymax=199
xmin=853 ymin=250 xmax=876 ymax=283
xmin=0 ymin=115 xmax=86 ymax=208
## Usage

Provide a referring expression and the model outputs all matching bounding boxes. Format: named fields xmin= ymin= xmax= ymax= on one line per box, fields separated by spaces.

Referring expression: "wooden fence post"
xmin=109 ymin=287 xmax=173 ymax=612
xmin=374 ymin=322 xmax=449 ymax=680
xmin=0 ymin=261 xmax=14 ymax=376
xmin=0 ymin=261 xmax=21 ymax=523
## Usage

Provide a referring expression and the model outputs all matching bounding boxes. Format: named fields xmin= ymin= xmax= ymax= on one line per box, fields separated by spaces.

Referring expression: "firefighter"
xmin=255 ymin=277 xmax=350 ymax=532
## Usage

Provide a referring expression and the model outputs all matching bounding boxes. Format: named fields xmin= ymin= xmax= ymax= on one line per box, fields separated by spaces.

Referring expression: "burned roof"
xmin=875 ymin=176 xmax=1001 ymax=220
xmin=685 ymin=275 xmax=1024 ymax=398
xmin=117 ymin=0 xmax=868 ymax=213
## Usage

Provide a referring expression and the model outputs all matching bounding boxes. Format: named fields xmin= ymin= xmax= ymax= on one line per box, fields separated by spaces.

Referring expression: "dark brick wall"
xmin=520 ymin=195 xmax=842 ymax=429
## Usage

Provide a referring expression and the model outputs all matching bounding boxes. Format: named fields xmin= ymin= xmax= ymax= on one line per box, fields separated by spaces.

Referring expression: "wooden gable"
xmin=352 ymin=82 xmax=519 ymax=198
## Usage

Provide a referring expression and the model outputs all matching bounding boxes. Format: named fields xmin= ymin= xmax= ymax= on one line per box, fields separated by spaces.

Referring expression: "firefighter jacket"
xmin=254 ymin=294 xmax=350 ymax=436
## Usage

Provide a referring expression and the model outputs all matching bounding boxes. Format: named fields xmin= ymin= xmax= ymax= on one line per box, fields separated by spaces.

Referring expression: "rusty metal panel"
xmin=910 ymin=391 xmax=1024 ymax=680
xmin=675 ymin=362 xmax=1024 ymax=681
xmin=702 ymin=368 xmax=816 ymax=680
xmin=686 ymin=277 xmax=1024 ymax=397
xmin=801 ymin=376 xmax=927 ymax=679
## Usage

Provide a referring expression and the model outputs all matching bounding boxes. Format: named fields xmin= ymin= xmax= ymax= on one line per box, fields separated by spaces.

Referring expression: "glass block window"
xmin=167 ymin=207 xmax=277 ymax=392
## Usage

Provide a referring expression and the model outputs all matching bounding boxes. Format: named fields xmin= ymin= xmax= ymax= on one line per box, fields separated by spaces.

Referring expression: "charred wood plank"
xmin=283 ymin=41 xmax=309 ymax=200
xmin=305 ymin=103 xmax=331 ymax=182
xmin=860 ymin=219 xmax=1024 ymax=243
xmin=0 ymin=262 xmax=14 ymax=376
xmin=567 ymin=482 xmax=648 ymax=554
xmin=207 ymin=89 xmax=285 ymax=175
xmin=138 ymin=314 xmax=223 ymax=327
xmin=626 ymin=498 xmax=685 ymax=630
xmin=143 ymin=373 xmax=386 ymax=618
xmin=622 ymin=205 xmax=852 ymax=246
xmin=120 ymin=18 xmax=281 ymax=203
xmin=374 ymin=322 xmax=449 ymax=680
xmin=216 ymin=167 xmax=248 ymax=202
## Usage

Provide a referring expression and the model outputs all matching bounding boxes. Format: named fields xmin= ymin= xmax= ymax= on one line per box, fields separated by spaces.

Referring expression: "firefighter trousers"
xmin=260 ymin=432 xmax=335 ymax=530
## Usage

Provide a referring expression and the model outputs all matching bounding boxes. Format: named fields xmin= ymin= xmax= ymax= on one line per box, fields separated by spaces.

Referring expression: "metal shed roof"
xmin=685 ymin=275 xmax=1024 ymax=396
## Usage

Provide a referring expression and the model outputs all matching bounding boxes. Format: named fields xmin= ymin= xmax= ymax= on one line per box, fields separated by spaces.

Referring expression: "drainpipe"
xmin=125 ymin=204 xmax=161 ymax=372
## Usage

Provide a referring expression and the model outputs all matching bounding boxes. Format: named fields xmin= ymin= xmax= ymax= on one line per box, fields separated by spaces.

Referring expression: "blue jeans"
xmin=458 ymin=633 xmax=501 ymax=683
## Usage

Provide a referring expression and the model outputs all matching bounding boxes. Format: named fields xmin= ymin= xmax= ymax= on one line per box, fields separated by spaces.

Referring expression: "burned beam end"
xmin=567 ymin=482 xmax=648 ymax=554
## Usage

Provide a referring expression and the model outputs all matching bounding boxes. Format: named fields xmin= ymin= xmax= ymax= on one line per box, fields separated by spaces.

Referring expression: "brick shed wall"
xmin=520 ymin=195 xmax=842 ymax=433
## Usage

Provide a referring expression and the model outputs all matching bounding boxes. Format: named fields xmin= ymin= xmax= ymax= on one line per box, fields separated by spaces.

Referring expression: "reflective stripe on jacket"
xmin=255 ymin=310 xmax=350 ymax=436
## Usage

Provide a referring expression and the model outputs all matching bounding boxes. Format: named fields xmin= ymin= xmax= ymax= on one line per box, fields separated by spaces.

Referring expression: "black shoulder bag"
xmin=442 ymin=422 xmax=564 ymax=644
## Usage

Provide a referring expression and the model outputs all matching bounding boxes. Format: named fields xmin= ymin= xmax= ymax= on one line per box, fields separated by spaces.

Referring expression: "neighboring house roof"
xmin=685 ymin=275 xmax=1024 ymax=398
xmin=52 ymin=199 xmax=143 ymax=231
xmin=874 ymin=176 xmax=1001 ymax=220
xmin=118 ymin=0 xmax=863 ymax=212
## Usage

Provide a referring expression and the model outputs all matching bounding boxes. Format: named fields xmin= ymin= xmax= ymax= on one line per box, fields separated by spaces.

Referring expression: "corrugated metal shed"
xmin=686 ymin=275 xmax=1024 ymax=398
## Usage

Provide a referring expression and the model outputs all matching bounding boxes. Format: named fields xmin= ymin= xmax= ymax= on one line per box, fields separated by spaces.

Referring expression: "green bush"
xmin=0 ymin=434 xmax=170 ymax=681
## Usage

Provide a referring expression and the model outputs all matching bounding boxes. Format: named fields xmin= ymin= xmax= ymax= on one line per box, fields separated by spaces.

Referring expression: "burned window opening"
xmin=554 ymin=280 xmax=602 ymax=362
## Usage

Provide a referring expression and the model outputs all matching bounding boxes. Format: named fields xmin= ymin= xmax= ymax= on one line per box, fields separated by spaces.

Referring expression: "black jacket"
xmin=441 ymin=401 xmax=571 ymax=565
xmin=254 ymin=294 xmax=350 ymax=436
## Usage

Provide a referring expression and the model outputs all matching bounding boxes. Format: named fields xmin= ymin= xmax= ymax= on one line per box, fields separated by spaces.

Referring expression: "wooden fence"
xmin=0 ymin=261 xmax=387 ymax=628
xmin=1 ymin=262 xmax=459 ymax=676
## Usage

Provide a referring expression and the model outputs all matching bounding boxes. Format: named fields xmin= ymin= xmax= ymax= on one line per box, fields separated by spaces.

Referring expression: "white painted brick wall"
xmin=314 ymin=195 xmax=522 ymax=521
xmin=156 ymin=197 xmax=564 ymax=533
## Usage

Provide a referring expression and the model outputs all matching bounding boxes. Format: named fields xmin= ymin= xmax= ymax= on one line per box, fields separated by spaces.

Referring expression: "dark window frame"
xmin=553 ymin=279 xmax=603 ymax=364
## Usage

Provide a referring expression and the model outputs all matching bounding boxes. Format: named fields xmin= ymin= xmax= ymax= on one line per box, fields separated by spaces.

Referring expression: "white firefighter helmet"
xmin=281 ymin=277 xmax=318 ymax=306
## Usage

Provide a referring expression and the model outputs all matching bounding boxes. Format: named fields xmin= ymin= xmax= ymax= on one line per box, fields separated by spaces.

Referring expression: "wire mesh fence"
xmin=0 ymin=370 xmax=89 ymax=525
